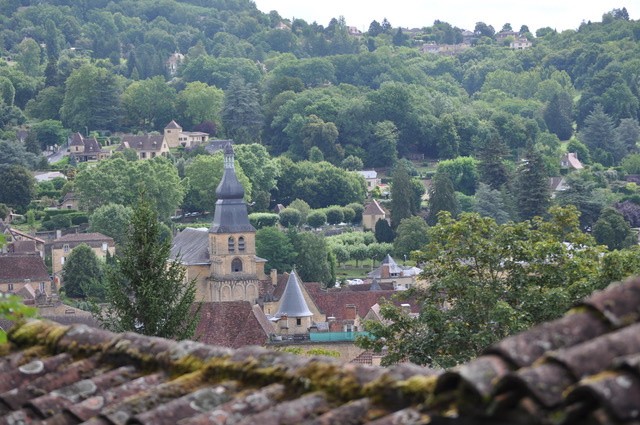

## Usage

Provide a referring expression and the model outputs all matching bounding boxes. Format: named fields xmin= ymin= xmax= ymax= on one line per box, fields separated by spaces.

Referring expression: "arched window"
xmin=238 ymin=236 xmax=245 ymax=252
xmin=232 ymin=258 xmax=243 ymax=273
xmin=228 ymin=236 xmax=235 ymax=253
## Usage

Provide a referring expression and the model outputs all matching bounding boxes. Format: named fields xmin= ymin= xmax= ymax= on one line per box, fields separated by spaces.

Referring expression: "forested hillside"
xmin=0 ymin=1 xmax=637 ymax=167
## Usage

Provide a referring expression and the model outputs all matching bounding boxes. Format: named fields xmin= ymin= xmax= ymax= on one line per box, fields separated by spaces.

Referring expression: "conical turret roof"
xmin=275 ymin=271 xmax=313 ymax=318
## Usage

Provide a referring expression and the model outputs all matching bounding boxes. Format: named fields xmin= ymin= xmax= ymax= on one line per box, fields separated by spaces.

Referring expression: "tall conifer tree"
xmin=96 ymin=195 xmax=199 ymax=340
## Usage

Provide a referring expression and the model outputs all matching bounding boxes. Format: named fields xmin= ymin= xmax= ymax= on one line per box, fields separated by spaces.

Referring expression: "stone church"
xmin=170 ymin=143 xmax=269 ymax=303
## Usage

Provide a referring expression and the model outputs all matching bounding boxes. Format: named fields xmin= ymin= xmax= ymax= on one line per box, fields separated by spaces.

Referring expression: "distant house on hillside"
xmin=362 ymin=199 xmax=387 ymax=230
xmin=560 ymin=152 xmax=584 ymax=171
xmin=163 ymin=120 xmax=209 ymax=149
xmin=356 ymin=170 xmax=380 ymax=192
xmin=165 ymin=52 xmax=184 ymax=76
xmin=117 ymin=134 xmax=169 ymax=159
xmin=67 ymin=133 xmax=110 ymax=162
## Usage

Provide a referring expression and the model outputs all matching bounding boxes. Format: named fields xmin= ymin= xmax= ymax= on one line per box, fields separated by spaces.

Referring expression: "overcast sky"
xmin=252 ymin=1 xmax=635 ymax=33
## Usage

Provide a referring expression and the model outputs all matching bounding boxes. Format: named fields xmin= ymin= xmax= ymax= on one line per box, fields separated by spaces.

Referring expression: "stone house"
xmin=362 ymin=199 xmax=387 ymax=230
xmin=163 ymin=120 xmax=209 ymax=149
xmin=67 ymin=132 xmax=110 ymax=162
xmin=356 ymin=170 xmax=380 ymax=192
xmin=51 ymin=232 xmax=115 ymax=277
xmin=117 ymin=134 xmax=169 ymax=159
xmin=1 ymin=224 xmax=45 ymax=257
xmin=59 ymin=192 xmax=79 ymax=210
xmin=0 ymin=254 xmax=51 ymax=300
xmin=367 ymin=254 xmax=423 ymax=290
xmin=560 ymin=152 xmax=584 ymax=171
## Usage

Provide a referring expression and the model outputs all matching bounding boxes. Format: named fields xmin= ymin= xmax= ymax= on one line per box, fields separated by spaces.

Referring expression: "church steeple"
xmin=275 ymin=271 xmax=313 ymax=318
xmin=210 ymin=143 xmax=254 ymax=234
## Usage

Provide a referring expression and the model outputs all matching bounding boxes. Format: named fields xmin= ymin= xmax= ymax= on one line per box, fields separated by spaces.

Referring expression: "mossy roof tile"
xmin=2 ymin=278 xmax=640 ymax=424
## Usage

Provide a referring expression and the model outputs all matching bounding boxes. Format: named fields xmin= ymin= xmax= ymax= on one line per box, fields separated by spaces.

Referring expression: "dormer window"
xmin=228 ymin=236 xmax=235 ymax=253
xmin=238 ymin=236 xmax=245 ymax=252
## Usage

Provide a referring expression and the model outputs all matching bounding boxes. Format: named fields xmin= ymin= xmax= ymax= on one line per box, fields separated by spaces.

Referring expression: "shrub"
xmin=249 ymin=212 xmax=279 ymax=229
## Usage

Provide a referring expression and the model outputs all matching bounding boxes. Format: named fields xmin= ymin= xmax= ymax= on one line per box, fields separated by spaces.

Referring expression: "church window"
xmin=238 ymin=236 xmax=245 ymax=252
xmin=232 ymin=258 xmax=242 ymax=272
xmin=228 ymin=236 xmax=235 ymax=253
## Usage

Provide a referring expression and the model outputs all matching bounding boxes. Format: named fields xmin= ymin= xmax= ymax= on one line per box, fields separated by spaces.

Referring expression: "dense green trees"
xmin=97 ymin=195 xmax=199 ymax=339
xmin=256 ymin=226 xmax=297 ymax=273
xmin=61 ymin=244 xmax=104 ymax=299
xmin=0 ymin=164 xmax=36 ymax=211
xmin=60 ymin=63 xmax=121 ymax=132
xmin=89 ymin=203 xmax=134 ymax=246
xmin=184 ymin=153 xmax=251 ymax=212
xmin=358 ymin=206 xmax=606 ymax=367
xmin=75 ymin=157 xmax=185 ymax=220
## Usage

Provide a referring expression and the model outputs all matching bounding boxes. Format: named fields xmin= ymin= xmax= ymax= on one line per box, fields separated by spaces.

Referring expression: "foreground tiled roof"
xmin=1 ymin=278 xmax=640 ymax=424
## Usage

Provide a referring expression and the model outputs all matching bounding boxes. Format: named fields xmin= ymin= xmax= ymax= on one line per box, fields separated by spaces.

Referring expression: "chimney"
xmin=345 ymin=304 xmax=357 ymax=320
xmin=271 ymin=268 xmax=278 ymax=286
xmin=56 ymin=230 xmax=61 ymax=239
xmin=381 ymin=264 xmax=390 ymax=279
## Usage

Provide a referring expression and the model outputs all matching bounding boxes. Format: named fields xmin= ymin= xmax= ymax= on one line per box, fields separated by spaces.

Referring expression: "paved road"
xmin=46 ymin=144 xmax=67 ymax=163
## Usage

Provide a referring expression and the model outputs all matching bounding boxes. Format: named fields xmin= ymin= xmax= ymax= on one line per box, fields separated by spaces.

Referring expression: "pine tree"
xmin=477 ymin=134 xmax=510 ymax=189
xmin=427 ymin=171 xmax=459 ymax=225
xmin=96 ymin=195 xmax=200 ymax=339
xmin=514 ymin=149 xmax=550 ymax=221
xmin=390 ymin=164 xmax=413 ymax=229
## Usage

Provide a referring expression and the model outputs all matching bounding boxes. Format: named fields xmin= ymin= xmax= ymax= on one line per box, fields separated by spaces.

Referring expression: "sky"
xmin=251 ymin=1 xmax=635 ymax=33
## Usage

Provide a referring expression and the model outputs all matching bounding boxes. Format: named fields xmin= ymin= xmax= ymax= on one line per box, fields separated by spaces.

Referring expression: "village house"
xmin=59 ymin=192 xmax=79 ymax=210
xmin=356 ymin=170 xmax=380 ymax=192
xmin=510 ymin=37 xmax=533 ymax=49
xmin=367 ymin=254 xmax=423 ymax=290
xmin=560 ymin=152 xmax=584 ymax=171
xmin=1 ymin=222 xmax=45 ymax=257
xmin=0 ymin=254 xmax=51 ymax=302
xmin=165 ymin=52 xmax=184 ymax=76
xmin=67 ymin=132 xmax=111 ymax=162
xmin=362 ymin=199 xmax=387 ymax=230
xmin=116 ymin=134 xmax=169 ymax=159
xmin=50 ymin=232 xmax=115 ymax=277
xmin=162 ymin=120 xmax=209 ymax=149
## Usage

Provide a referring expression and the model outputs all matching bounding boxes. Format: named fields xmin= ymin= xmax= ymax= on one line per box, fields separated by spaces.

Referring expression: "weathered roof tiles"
xmin=2 ymin=278 xmax=640 ymax=424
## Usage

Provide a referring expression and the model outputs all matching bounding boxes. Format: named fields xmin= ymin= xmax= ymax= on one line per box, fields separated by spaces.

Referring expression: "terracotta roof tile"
xmin=0 ymin=255 xmax=50 ymax=282
xmin=2 ymin=278 xmax=640 ymax=424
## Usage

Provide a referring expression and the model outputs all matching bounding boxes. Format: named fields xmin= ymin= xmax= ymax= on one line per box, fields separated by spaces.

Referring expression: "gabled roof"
xmin=275 ymin=271 xmax=313 ymax=318
xmin=170 ymin=227 xmax=210 ymax=265
xmin=561 ymin=152 xmax=584 ymax=170
xmin=363 ymin=199 xmax=385 ymax=215
xmin=0 ymin=255 xmax=49 ymax=282
xmin=119 ymin=134 xmax=165 ymax=151
xmin=68 ymin=132 xmax=84 ymax=146
xmin=358 ymin=170 xmax=378 ymax=179
xmin=52 ymin=233 xmax=114 ymax=249
xmin=2 ymin=278 xmax=640 ymax=424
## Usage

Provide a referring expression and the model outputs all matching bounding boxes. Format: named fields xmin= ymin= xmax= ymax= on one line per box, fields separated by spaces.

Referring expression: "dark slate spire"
xmin=210 ymin=143 xmax=255 ymax=233
xmin=275 ymin=271 xmax=313 ymax=318
xmin=216 ymin=143 xmax=245 ymax=200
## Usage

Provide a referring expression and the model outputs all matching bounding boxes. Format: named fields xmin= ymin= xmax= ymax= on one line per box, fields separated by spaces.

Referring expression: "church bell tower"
xmin=208 ymin=143 xmax=267 ymax=302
